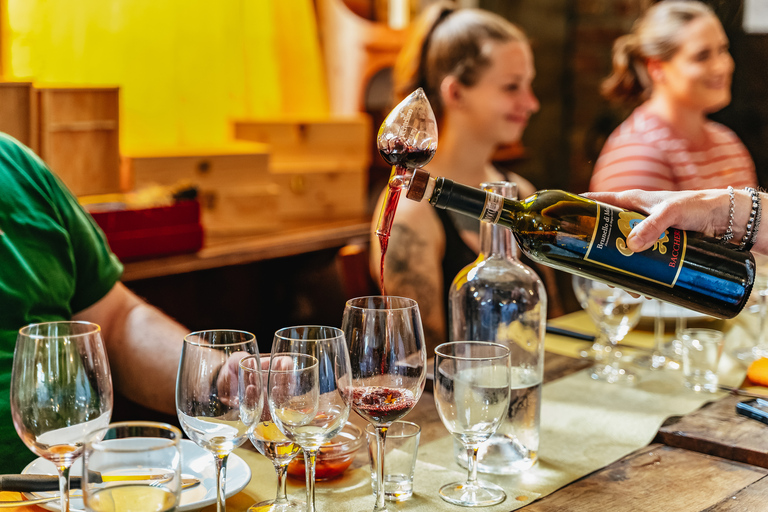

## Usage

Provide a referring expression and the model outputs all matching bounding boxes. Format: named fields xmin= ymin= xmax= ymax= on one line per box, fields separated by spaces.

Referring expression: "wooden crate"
xmin=233 ymin=116 xmax=371 ymax=220
xmin=270 ymin=166 xmax=367 ymax=221
xmin=38 ymin=87 xmax=120 ymax=196
xmin=0 ymin=82 xmax=38 ymax=151
xmin=232 ymin=116 xmax=371 ymax=169
xmin=122 ymin=150 xmax=279 ymax=234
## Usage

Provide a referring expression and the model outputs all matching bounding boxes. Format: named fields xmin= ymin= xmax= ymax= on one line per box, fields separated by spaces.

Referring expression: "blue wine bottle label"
xmin=584 ymin=204 xmax=686 ymax=287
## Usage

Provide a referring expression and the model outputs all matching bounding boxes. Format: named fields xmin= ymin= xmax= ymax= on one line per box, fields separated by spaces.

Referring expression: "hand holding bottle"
xmin=585 ymin=189 xmax=765 ymax=254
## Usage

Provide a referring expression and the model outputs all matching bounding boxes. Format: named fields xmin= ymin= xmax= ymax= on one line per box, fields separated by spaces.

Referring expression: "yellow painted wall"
xmin=1 ymin=0 xmax=329 ymax=153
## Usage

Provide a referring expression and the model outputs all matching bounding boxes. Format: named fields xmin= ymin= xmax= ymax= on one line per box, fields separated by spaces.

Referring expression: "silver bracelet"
xmin=719 ymin=186 xmax=735 ymax=243
xmin=741 ymin=187 xmax=762 ymax=252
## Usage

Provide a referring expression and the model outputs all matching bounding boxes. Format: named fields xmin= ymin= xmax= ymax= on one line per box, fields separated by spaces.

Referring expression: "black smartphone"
xmin=736 ymin=398 xmax=768 ymax=425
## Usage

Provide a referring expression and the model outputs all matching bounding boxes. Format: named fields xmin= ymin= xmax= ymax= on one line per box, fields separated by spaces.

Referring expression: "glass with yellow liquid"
xmin=83 ymin=421 xmax=182 ymax=512
xmin=240 ymin=356 xmax=304 ymax=512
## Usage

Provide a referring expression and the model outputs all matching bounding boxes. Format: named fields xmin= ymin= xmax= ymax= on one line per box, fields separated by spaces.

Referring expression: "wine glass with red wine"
xmin=341 ymin=296 xmax=427 ymax=512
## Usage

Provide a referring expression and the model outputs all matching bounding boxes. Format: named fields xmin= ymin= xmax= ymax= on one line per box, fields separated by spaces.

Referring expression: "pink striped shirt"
xmin=589 ymin=106 xmax=756 ymax=192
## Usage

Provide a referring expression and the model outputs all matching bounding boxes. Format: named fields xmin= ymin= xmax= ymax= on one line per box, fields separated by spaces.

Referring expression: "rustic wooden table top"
xmin=397 ymin=350 xmax=768 ymax=512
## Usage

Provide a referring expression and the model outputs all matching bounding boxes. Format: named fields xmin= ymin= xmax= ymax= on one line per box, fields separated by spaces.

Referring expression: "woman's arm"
xmin=585 ymin=188 xmax=768 ymax=255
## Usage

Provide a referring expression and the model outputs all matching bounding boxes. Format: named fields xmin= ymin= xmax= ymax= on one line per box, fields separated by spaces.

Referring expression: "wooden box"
xmin=87 ymin=199 xmax=204 ymax=261
xmin=0 ymin=82 xmax=38 ymax=151
xmin=121 ymin=150 xmax=280 ymax=234
xmin=233 ymin=116 xmax=371 ymax=220
xmin=232 ymin=116 xmax=371 ymax=169
xmin=38 ymin=87 xmax=120 ymax=196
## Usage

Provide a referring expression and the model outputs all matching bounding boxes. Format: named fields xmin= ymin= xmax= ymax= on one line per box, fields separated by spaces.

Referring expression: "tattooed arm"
xmin=370 ymin=196 xmax=447 ymax=356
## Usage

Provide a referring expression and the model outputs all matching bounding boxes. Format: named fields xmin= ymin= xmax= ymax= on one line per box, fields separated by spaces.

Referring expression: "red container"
xmin=89 ymin=200 xmax=204 ymax=262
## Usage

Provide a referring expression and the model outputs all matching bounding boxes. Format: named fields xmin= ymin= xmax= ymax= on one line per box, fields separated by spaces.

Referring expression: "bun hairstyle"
xmin=601 ymin=0 xmax=715 ymax=106
xmin=394 ymin=1 xmax=527 ymax=122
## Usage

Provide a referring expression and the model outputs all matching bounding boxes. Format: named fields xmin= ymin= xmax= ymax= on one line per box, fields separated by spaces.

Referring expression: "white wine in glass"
xmin=268 ymin=326 xmax=351 ymax=512
xmin=11 ymin=321 xmax=113 ymax=512
xmin=83 ymin=421 xmax=183 ymax=512
xmin=239 ymin=355 xmax=304 ymax=512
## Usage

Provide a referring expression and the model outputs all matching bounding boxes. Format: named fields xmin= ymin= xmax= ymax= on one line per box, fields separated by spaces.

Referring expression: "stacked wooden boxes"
xmin=122 ymin=149 xmax=276 ymax=235
xmin=0 ymin=84 xmax=120 ymax=196
xmin=232 ymin=115 xmax=371 ymax=222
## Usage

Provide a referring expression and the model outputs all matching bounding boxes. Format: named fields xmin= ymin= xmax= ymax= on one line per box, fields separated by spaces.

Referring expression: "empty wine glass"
xmin=11 ymin=321 xmax=113 ymax=512
xmin=572 ymin=275 xmax=606 ymax=361
xmin=176 ymin=330 xmax=258 ymax=512
xmin=83 ymin=421 xmax=182 ymax=512
xmin=268 ymin=326 xmax=351 ymax=512
xmin=341 ymin=296 xmax=426 ymax=512
xmin=434 ymin=342 xmax=511 ymax=507
xmin=573 ymin=276 xmax=643 ymax=383
xmin=239 ymin=355 xmax=304 ymax=512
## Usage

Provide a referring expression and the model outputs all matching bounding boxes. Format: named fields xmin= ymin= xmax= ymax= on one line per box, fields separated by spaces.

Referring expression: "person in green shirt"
xmin=0 ymin=132 xmax=188 ymax=472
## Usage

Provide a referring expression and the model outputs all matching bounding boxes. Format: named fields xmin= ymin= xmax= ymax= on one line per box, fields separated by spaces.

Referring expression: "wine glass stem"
xmin=214 ymin=453 xmax=229 ymax=512
xmin=274 ymin=463 xmax=290 ymax=505
xmin=304 ymin=448 xmax=319 ymax=512
xmin=654 ymin=305 xmax=665 ymax=355
xmin=465 ymin=445 xmax=480 ymax=487
xmin=374 ymin=426 xmax=389 ymax=512
xmin=57 ymin=465 xmax=71 ymax=512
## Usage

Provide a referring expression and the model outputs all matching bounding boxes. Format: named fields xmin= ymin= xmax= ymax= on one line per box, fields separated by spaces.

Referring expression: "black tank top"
xmin=436 ymin=209 xmax=478 ymax=335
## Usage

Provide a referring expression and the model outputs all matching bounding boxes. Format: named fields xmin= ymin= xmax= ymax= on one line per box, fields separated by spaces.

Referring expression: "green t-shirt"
xmin=0 ymin=133 xmax=123 ymax=472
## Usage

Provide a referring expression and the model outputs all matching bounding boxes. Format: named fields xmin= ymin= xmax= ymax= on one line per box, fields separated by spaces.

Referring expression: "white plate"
xmin=22 ymin=439 xmax=251 ymax=512
xmin=640 ymin=299 xmax=709 ymax=320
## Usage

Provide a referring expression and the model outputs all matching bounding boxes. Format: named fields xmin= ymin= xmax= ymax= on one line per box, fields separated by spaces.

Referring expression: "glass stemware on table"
xmin=82 ymin=421 xmax=183 ymax=512
xmin=433 ymin=342 xmax=512 ymax=507
xmin=239 ymin=355 xmax=304 ymax=512
xmin=176 ymin=330 xmax=259 ymax=512
xmin=341 ymin=296 xmax=426 ymax=512
xmin=572 ymin=276 xmax=644 ymax=383
xmin=268 ymin=326 xmax=351 ymax=512
xmin=10 ymin=321 xmax=113 ymax=512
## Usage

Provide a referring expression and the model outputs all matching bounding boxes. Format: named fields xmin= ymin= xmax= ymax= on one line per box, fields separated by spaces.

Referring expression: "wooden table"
xmin=388 ymin=348 xmax=768 ymax=511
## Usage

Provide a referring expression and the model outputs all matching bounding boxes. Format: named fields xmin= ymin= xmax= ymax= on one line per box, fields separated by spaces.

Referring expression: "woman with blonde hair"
xmin=369 ymin=2 xmax=549 ymax=353
xmin=589 ymin=0 xmax=756 ymax=192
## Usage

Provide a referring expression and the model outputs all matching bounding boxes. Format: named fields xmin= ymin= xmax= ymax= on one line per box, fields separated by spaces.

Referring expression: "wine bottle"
xmin=449 ymin=182 xmax=544 ymax=474
xmin=405 ymin=170 xmax=755 ymax=319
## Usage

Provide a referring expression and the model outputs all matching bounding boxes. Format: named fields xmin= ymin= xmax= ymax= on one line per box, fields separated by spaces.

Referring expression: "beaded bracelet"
xmin=719 ymin=186 xmax=735 ymax=244
xmin=741 ymin=187 xmax=762 ymax=252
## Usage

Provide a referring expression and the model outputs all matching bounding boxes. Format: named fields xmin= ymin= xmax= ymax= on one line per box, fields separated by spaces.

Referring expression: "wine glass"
xmin=176 ymin=330 xmax=258 ymax=512
xmin=83 ymin=421 xmax=183 ymax=512
xmin=239 ymin=355 xmax=304 ymax=512
xmin=268 ymin=326 xmax=351 ymax=512
xmin=10 ymin=321 xmax=113 ymax=512
xmin=573 ymin=276 xmax=644 ymax=383
xmin=341 ymin=296 xmax=426 ymax=512
xmin=433 ymin=342 xmax=511 ymax=507
xmin=572 ymin=275 xmax=606 ymax=361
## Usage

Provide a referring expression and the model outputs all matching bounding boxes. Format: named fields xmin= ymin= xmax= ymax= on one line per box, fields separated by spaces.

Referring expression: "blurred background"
xmin=1 ymin=0 xmax=765 ymax=350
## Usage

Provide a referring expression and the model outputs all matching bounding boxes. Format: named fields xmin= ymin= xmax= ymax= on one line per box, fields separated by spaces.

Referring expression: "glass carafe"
xmin=448 ymin=181 xmax=546 ymax=474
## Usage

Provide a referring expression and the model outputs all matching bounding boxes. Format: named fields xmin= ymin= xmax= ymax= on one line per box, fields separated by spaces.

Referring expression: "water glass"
xmin=681 ymin=328 xmax=725 ymax=393
xmin=83 ymin=422 xmax=182 ymax=512
xmin=365 ymin=421 xmax=420 ymax=502
xmin=434 ymin=341 xmax=511 ymax=507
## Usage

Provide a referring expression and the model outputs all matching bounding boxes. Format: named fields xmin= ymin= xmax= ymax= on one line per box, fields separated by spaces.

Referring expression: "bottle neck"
xmin=479 ymin=183 xmax=518 ymax=259
xmin=425 ymin=176 xmax=524 ymax=231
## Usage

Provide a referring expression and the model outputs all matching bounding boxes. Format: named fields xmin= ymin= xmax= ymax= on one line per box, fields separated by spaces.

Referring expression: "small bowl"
xmin=287 ymin=422 xmax=364 ymax=481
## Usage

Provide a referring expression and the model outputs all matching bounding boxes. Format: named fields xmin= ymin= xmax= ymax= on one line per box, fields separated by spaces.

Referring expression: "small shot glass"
xmin=680 ymin=328 xmax=725 ymax=393
xmin=365 ymin=421 xmax=420 ymax=502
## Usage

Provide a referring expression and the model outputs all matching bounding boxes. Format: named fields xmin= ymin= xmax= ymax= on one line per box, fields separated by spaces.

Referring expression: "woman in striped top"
xmin=589 ymin=1 xmax=756 ymax=193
